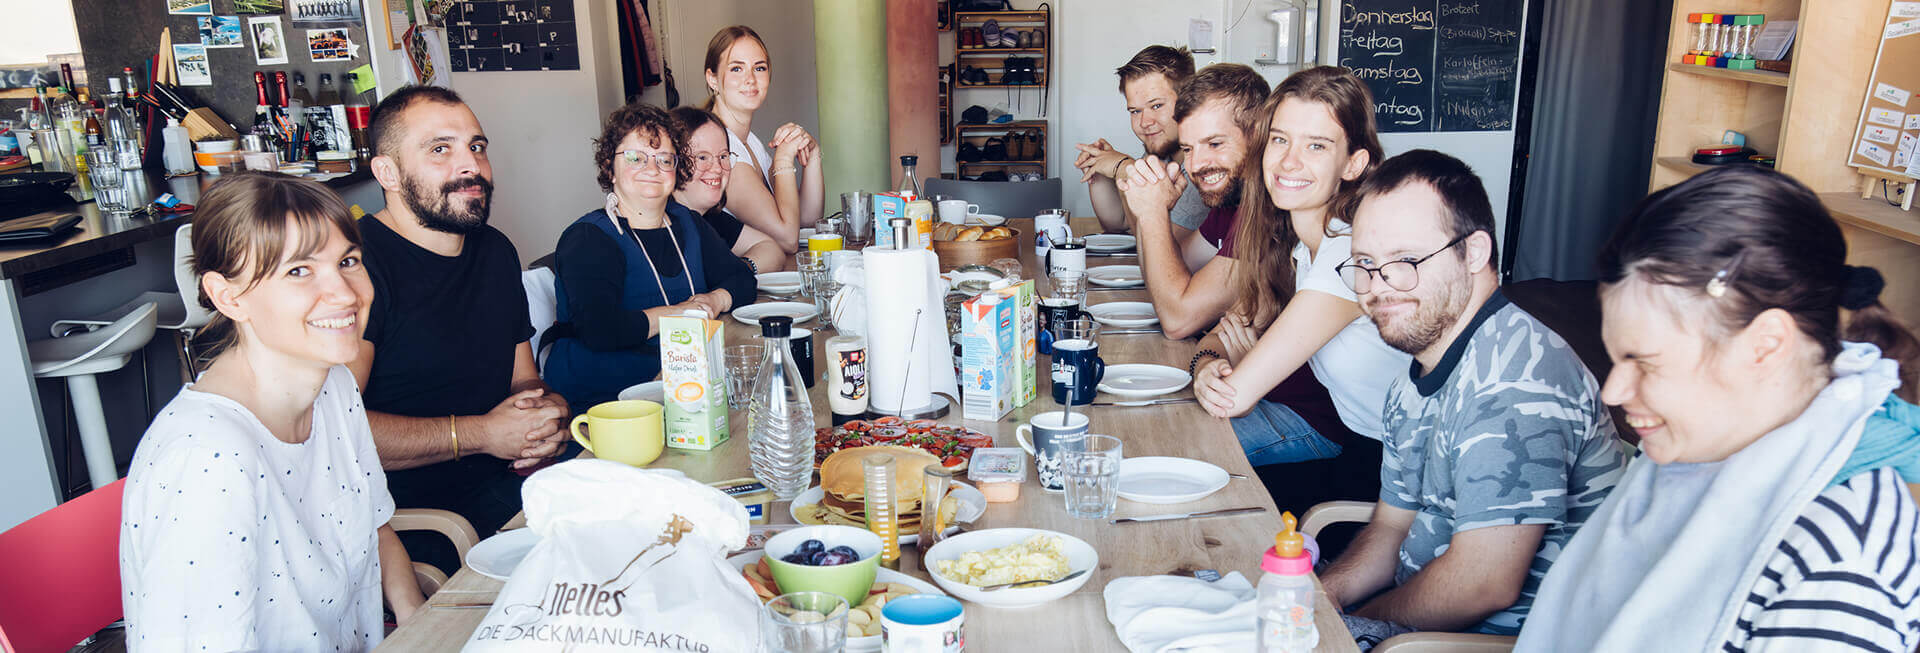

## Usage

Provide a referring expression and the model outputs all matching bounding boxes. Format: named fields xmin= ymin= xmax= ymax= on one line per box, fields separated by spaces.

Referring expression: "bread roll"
xmin=985 ymin=227 xmax=1013 ymax=240
xmin=957 ymin=226 xmax=983 ymax=242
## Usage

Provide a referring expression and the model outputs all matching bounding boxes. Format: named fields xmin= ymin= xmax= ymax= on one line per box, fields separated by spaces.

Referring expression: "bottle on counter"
xmin=104 ymin=78 xmax=141 ymax=170
xmin=161 ymin=118 xmax=193 ymax=175
xmin=897 ymin=154 xmax=921 ymax=199
xmin=1257 ymin=512 xmax=1319 ymax=652
xmin=747 ymin=315 xmax=817 ymax=501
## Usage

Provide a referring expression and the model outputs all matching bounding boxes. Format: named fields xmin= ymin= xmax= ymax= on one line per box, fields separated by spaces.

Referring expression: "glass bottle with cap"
xmin=897 ymin=155 xmax=921 ymax=199
xmin=747 ymin=314 xmax=817 ymax=500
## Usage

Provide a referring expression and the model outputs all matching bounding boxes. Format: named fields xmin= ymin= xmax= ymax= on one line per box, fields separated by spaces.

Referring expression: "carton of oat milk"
xmin=661 ymin=309 xmax=729 ymax=450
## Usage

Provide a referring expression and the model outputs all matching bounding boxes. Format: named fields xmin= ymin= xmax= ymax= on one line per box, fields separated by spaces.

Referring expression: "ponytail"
xmin=1846 ymin=301 xmax=1920 ymax=402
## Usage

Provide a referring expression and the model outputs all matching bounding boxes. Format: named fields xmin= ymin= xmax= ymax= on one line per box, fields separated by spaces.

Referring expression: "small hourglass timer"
xmin=863 ymin=454 xmax=901 ymax=570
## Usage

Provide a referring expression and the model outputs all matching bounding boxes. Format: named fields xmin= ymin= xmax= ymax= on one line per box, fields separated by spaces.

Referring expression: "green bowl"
xmin=764 ymin=525 xmax=882 ymax=606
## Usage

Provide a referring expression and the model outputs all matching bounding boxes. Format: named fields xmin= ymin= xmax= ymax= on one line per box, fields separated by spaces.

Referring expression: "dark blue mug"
xmin=1050 ymin=338 xmax=1104 ymax=405
xmin=1037 ymin=298 xmax=1084 ymax=355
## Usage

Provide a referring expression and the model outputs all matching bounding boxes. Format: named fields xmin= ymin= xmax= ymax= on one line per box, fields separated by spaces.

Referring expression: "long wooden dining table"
xmin=379 ymin=219 xmax=1360 ymax=652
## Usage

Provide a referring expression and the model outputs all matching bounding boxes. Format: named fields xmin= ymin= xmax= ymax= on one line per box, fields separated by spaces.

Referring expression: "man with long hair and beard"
xmin=347 ymin=85 xmax=570 ymax=578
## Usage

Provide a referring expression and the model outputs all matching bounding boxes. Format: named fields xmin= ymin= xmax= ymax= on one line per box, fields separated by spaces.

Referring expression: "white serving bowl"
xmin=922 ymin=528 xmax=1097 ymax=609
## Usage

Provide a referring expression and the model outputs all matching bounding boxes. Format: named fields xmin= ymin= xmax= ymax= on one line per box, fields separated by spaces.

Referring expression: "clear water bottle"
xmin=1258 ymin=512 xmax=1319 ymax=652
xmin=748 ymin=315 xmax=817 ymax=500
xmin=897 ymin=155 xmax=921 ymax=199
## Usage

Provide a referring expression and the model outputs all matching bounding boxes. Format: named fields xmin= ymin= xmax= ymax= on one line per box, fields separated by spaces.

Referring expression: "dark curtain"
xmin=1509 ymin=0 xmax=1672 ymax=281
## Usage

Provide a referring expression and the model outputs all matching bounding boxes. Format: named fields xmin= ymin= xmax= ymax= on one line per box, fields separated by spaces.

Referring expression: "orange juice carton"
xmin=872 ymin=193 xmax=910 ymax=248
xmin=960 ymin=289 xmax=1017 ymax=421
xmin=661 ymin=310 xmax=729 ymax=450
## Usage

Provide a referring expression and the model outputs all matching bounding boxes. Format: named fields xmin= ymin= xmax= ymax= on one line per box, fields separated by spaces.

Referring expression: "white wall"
xmin=642 ymin=0 xmax=820 ymax=151
xmin=0 ymin=0 xmax=81 ymax=66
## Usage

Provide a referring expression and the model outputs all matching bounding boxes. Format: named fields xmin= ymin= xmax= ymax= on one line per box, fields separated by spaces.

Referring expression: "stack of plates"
xmin=733 ymin=302 xmax=820 ymax=326
xmin=756 ymin=271 xmax=803 ymax=296
xmin=1086 ymin=301 xmax=1158 ymax=328
xmin=1096 ymin=364 xmax=1190 ymax=399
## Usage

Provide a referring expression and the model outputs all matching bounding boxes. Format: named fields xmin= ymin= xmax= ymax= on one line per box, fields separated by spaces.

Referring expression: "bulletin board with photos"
xmin=444 ymin=0 xmax=580 ymax=72
xmin=1848 ymin=1 xmax=1920 ymax=180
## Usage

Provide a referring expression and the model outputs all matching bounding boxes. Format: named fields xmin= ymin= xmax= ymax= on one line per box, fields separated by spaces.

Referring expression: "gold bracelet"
xmin=771 ymin=167 xmax=798 ymax=176
xmin=449 ymin=415 xmax=460 ymax=460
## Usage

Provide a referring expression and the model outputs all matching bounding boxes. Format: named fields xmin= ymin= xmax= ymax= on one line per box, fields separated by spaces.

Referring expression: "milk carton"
xmin=872 ymin=193 xmax=910 ymax=249
xmin=905 ymin=199 xmax=936 ymax=249
xmin=960 ymin=290 xmax=1018 ymax=421
xmin=1007 ymin=280 xmax=1038 ymax=407
xmin=660 ymin=310 xmax=729 ymax=450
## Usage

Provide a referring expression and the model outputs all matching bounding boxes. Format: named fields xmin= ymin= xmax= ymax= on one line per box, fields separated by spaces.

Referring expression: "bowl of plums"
xmin=760 ymin=525 xmax=883 ymax=607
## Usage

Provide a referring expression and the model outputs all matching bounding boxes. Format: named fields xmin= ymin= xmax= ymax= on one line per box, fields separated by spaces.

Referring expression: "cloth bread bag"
xmin=465 ymin=459 xmax=758 ymax=651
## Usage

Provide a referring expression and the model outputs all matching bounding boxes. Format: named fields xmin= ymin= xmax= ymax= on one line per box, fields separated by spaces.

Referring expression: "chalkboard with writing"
xmin=445 ymin=0 xmax=579 ymax=72
xmin=1338 ymin=0 xmax=1523 ymax=133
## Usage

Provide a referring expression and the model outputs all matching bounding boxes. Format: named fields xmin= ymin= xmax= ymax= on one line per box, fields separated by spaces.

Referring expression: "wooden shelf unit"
xmin=954 ymin=121 xmax=1048 ymax=175
xmin=1664 ymin=61 xmax=1789 ymax=87
xmin=952 ymin=9 xmax=1050 ymax=89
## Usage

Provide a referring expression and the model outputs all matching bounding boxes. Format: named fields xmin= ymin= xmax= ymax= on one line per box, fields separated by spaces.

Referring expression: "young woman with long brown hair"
xmin=1188 ymin=66 xmax=1407 ymax=467
xmin=120 ymin=173 xmax=424 ymax=648
xmin=701 ymin=25 xmax=823 ymax=252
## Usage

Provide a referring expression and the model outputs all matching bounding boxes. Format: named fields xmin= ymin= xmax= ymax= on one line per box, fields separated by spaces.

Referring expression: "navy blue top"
xmin=543 ymin=200 xmax=755 ymax=408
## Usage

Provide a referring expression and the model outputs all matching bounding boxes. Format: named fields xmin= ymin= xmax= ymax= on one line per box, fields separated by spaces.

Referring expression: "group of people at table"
xmin=106 ymin=24 xmax=1920 ymax=652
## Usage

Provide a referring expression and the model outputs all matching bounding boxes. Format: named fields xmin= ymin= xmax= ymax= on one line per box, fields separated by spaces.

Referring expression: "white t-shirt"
xmin=1292 ymin=220 xmax=1411 ymax=439
xmin=728 ymin=128 xmax=776 ymax=188
xmin=121 ymin=365 xmax=394 ymax=651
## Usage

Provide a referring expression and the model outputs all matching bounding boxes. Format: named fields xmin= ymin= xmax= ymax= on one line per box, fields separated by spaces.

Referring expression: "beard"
xmin=1193 ymin=167 xmax=1243 ymax=208
xmin=401 ymin=172 xmax=494 ymax=235
xmin=1368 ymin=274 xmax=1471 ymax=356
xmin=1146 ymin=134 xmax=1180 ymax=161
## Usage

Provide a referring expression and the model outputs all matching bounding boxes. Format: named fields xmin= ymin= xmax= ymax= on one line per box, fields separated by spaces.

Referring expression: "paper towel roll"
xmin=864 ymin=246 xmax=935 ymax=414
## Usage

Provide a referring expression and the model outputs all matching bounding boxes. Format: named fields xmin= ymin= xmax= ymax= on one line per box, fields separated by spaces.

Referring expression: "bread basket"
xmin=930 ymin=225 xmax=1020 ymax=272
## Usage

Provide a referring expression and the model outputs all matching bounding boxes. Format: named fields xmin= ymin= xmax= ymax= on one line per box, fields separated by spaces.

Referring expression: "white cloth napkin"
xmin=1104 ymin=573 xmax=1259 ymax=653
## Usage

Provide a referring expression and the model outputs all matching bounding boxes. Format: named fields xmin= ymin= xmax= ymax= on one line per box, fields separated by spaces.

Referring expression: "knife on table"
xmin=1090 ymin=397 xmax=1194 ymax=407
xmin=1111 ymin=506 xmax=1267 ymax=524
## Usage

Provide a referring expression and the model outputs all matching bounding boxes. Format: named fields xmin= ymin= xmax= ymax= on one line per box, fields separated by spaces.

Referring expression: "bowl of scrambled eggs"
xmin=924 ymin=528 xmax=1098 ymax=608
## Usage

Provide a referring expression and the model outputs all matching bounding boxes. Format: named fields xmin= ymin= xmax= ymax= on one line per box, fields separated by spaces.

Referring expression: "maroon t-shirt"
xmin=1198 ymin=203 xmax=1238 ymax=257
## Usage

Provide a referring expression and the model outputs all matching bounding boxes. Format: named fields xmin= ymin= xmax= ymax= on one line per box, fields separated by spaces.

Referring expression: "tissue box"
xmin=960 ymin=290 xmax=1017 ymax=421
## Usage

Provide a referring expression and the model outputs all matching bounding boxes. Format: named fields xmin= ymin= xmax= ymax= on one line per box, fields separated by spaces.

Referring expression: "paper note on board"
xmin=350 ymin=64 xmax=376 ymax=94
xmin=1889 ymin=17 xmax=1920 ymax=39
xmin=1898 ymin=1 xmax=1920 ymax=17
xmin=1877 ymin=83 xmax=1914 ymax=107
xmin=1870 ymin=107 xmax=1906 ymax=127
xmin=1907 ymin=114 xmax=1920 ymax=130
xmin=1898 ymin=133 xmax=1918 ymax=168
xmin=1859 ymin=140 xmax=1894 ymax=167
xmin=1866 ymin=125 xmax=1900 ymax=145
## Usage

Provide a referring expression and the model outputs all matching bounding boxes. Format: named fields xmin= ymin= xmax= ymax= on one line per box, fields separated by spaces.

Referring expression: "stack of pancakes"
xmin=802 ymin=445 xmax=959 ymax=532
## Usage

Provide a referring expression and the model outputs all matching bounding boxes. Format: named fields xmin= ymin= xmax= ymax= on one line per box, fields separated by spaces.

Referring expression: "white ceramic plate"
xmin=729 ymin=550 xmax=945 ymax=652
xmin=965 ymin=213 xmax=1008 ymax=227
xmin=757 ymin=271 xmax=803 ymax=296
xmin=616 ymin=380 xmax=664 ymax=403
xmin=466 ymin=528 xmax=540 ymax=581
xmin=1117 ymin=456 xmax=1230 ymax=504
xmin=1097 ymin=363 xmax=1191 ymax=399
xmin=789 ymin=482 xmax=986 ymax=545
xmin=733 ymin=301 xmax=820 ymax=326
xmin=923 ymin=528 xmax=1098 ymax=609
xmin=1083 ymin=234 xmax=1136 ymax=253
xmin=1086 ymin=301 xmax=1159 ymax=328
xmin=1086 ymin=265 xmax=1145 ymax=287
xmin=946 ymin=269 xmax=1004 ymax=292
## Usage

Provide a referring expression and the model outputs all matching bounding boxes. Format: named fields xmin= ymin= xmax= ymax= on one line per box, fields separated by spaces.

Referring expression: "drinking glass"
xmin=812 ymin=278 xmax=842 ymax=329
xmin=724 ymin=343 xmax=764 ymax=410
xmin=1063 ymin=434 xmax=1123 ymax=519
xmin=797 ymin=251 xmax=830 ymax=293
xmin=87 ymin=144 xmax=123 ymax=210
xmin=762 ymin=591 xmax=850 ymax=653
xmin=989 ymin=257 xmax=1024 ymax=282
xmin=1047 ymin=269 xmax=1088 ymax=307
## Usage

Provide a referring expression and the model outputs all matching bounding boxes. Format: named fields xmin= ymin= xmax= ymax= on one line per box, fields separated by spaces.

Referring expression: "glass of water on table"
xmin=796 ymin=250 xmax=837 ymax=328
xmin=762 ymin=591 xmax=849 ymax=653
xmin=1064 ymin=434 xmax=1123 ymax=519
xmin=724 ymin=343 xmax=763 ymax=410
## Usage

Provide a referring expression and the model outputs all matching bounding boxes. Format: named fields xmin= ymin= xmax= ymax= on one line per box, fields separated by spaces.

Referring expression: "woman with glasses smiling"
xmin=541 ymin=103 xmax=758 ymax=409
xmin=669 ymin=106 xmax=787 ymax=275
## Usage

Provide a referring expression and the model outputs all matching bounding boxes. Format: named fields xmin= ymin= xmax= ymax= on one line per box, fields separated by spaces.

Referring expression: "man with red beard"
xmin=1321 ymin=150 xmax=1623 ymax=643
xmin=1116 ymin=63 xmax=1267 ymax=339
xmin=347 ymin=85 xmax=570 ymax=576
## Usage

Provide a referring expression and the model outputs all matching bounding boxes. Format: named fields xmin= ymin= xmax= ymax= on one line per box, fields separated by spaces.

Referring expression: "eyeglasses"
xmin=687 ymin=151 xmax=737 ymax=170
xmin=1335 ymin=233 xmax=1473 ymax=294
xmin=617 ymin=150 xmax=679 ymax=171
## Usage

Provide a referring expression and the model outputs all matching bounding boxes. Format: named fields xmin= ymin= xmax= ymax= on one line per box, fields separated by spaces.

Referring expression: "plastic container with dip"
xmin=967 ymin=447 xmax=1025 ymax=503
xmin=709 ymin=477 xmax=775 ymax=525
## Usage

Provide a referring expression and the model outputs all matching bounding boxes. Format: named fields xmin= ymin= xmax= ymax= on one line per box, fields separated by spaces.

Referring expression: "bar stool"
xmin=28 ymin=303 xmax=160 ymax=489
xmin=49 ymin=224 xmax=212 ymax=382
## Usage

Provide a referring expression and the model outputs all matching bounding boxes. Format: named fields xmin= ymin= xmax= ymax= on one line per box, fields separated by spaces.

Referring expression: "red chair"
xmin=0 ymin=480 xmax=125 ymax=653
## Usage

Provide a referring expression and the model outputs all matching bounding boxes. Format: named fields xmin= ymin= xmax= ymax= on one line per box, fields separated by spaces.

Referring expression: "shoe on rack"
xmin=957 ymin=141 xmax=983 ymax=162
xmin=984 ymin=137 xmax=1007 ymax=161
xmin=982 ymin=20 xmax=1002 ymax=49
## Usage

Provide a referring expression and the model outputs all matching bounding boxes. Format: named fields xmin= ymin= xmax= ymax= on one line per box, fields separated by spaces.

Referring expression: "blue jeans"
xmin=1232 ymin=400 xmax=1344 ymax=466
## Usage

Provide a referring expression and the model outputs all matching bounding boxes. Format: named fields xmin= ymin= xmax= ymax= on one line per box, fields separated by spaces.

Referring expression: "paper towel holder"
xmin=867 ymin=393 xmax=953 ymax=420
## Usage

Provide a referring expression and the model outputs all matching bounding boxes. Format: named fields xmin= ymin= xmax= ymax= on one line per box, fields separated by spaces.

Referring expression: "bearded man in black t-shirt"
xmin=346 ymin=85 xmax=569 ymax=575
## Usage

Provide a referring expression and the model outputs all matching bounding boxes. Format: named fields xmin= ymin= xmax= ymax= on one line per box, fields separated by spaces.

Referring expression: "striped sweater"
xmin=1726 ymin=468 xmax=1920 ymax=652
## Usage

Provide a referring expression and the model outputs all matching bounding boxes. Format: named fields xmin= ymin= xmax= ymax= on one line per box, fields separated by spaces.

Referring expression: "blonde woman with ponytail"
xmin=120 ymin=173 xmax=424 ymax=649
xmin=702 ymin=25 xmax=823 ymax=252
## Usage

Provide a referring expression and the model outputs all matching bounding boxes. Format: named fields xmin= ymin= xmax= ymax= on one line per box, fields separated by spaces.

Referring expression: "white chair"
xmin=523 ymin=266 xmax=557 ymax=371
xmin=27 ymin=303 xmax=160 ymax=490
xmin=1299 ymin=500 xmax=1517 ymax=653
xmin=50 ymin=224 xmax=213 ymax=381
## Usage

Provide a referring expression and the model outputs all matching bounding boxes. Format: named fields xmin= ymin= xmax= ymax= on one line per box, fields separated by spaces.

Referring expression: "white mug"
xmin=881 ymin=594 xmax=965 ymax=652
xmin=1033 ymin=210 xmax=1072 ymax=255
xmin=936 ymin=199 xmax=979 ymax=225
xmin=1045 ymin=239 xmax=1087 ymax=277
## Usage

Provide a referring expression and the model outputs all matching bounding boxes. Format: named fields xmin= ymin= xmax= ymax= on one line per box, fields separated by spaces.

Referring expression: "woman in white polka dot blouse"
xmin=119 ymin=173 xmax=426 ymax=650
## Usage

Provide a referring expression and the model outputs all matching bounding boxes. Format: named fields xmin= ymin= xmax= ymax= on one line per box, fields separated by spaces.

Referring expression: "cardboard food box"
xmin=660 ymin=311 xmax=729 ymax=450
xmin=960 ymin=289 xmax=1017 ymax=421
xmin=872 ymin=192 xmax=909 ymax=249
xmin=1008 ymin=280 xmax=1038 ymax=407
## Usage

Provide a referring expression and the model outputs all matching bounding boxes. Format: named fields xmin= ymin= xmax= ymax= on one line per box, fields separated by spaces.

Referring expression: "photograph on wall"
xmin=290 ymin=0 xmax=364 ymax=24
xmin=167 ymin=0 xmax=212 ymax=16
xmin=172 ymin=43 xmax=213 ymax=86
xmin=307 ymin=28 xmax=357 ymax=62
xmin=249 ymin=16 xmax=290 ymax=65
xmin=198 ymin=16 xmax=244 ymax=48
xmin=234 ymin=0 xmax=285 ymax=13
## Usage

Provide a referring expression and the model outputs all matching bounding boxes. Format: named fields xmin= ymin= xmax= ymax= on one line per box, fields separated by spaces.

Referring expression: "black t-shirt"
xmin=359 ymin=216 xmax=534 ymax=418
xmin=699 ymin=205 xmax=746 ymax=248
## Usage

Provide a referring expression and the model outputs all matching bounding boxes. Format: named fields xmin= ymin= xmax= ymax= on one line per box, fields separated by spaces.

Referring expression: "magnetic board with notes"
xmin=444 ymin=0 xmax=579 ymax=72
xmin=1847 ymin=1 xmax=1920 ymax=177
xmin=1337 ymin=0 xmax=1525 ymax=133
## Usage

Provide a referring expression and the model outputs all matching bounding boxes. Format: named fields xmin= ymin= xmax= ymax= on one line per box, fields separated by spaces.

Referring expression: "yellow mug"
xmin=570 ymin=400 xmax=665 ymax=467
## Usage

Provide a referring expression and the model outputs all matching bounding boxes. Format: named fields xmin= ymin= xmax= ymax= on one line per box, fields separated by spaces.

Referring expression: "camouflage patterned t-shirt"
xmin=1377 ymin=291 xmax=1627 ymax=635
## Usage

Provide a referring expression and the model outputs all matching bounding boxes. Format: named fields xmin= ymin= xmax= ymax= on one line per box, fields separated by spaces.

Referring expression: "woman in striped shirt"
xmin=1515 ymin=165 xmax=1920 ymax=652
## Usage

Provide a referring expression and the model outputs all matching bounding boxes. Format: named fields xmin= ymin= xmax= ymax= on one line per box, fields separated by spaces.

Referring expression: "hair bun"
xmin=1841 ymin=265 xmax=1885 ymax=310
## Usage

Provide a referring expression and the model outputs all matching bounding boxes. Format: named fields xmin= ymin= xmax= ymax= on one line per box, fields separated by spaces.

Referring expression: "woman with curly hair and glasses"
xmin=541 ymin=103 xmax=757 ymax=409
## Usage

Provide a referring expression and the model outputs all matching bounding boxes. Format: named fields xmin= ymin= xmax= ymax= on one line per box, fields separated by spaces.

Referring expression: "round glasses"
xmin=1334 ymin=233 xmax=1472 ymax=294
xmin=617 ymin=150 xmax=679 ymax=171
xmin=687 ymin=151 xmax=738 ymax=171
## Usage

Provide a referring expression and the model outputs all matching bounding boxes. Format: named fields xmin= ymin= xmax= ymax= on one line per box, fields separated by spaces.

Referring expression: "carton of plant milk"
xmin=660 ymin=310 xmax=729 ymax=450
xmin=1007 ymin=280 xmax=1038 ymax=407
xmin=960 ymin=290 xmax=1017 ymax=421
